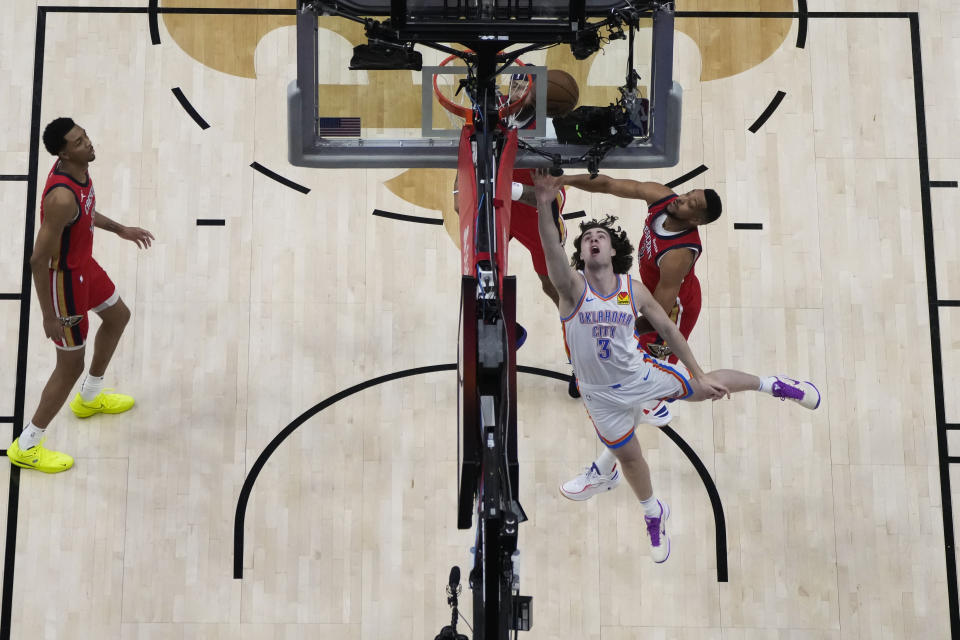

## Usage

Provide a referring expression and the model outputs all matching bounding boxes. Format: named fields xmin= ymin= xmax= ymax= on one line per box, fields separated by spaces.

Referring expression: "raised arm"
xmin=631 ymin=279 xmax=705 ymax=380
xmin=454 ymin=174 xmax=538 ymax=212
xmin=93 ymin=209 xmax=125 ymax=234
xmin=532 ymin=170 xmax=582 ymax=313
xmin=652 ymin=249 xmax=695 ymax=309
xmin=94 ymin=209 xmax=154 ymax=248
xmin=560 ymin=173 xmax=674 ymax=205
xmin=512 ymin=182 xmax=537 ymax=208
xmin=634 ymin=248 xmax=695 ymax=335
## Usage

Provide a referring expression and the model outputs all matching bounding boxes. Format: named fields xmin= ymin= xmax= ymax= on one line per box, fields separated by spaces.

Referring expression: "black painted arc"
xmin=661 ymin=425 xmax=728 ymax=582
xmin=733 ymin=223 xmax=763 ymax=230
xmin=2 ymin=8 xmax=45 ymax=639
xmin=665 ymin=164 xmax=708 ymax=189
xmin=372 ymin=209 xmax=444 ymax=225
xmin=148 ymin=0 xmax=160 ymax=44
xmin=233 ymin=363 xmax=456 ymax=578
xmin=234 ymin=364 xmax=728 ymax=584
xmin=911 ymin=12 xmax=959 ymax=635
xmin=171 ymin=87 xmax=210 ymax=129
xmin=796 ymin=0 xmax=808 ymax=48
xmin=930 ymin=181 xmax=958 ymax=188
xmin=515 ymin=364 xmax=570 ymax=382
xmin=749 ymin=91 xmax=787 ymax=133
xmin=250 ymin=162 xmax=310 ymax=194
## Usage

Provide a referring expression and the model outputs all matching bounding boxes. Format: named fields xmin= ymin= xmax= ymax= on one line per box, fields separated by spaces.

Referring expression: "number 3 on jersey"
xmin=597 ymin=338 xmax=611 ymax=359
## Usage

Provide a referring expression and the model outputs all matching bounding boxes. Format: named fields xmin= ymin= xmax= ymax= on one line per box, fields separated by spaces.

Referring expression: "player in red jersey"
xmin=7 ymin=118 xmax=154 ymax=473
xmin=454 ymin=170 xmax=566 ymax=312
xmin=554 ymin=173 xmax=722 ymax=500
xmin=452 ymin=71 xmax=567 ymax=347
xmin=507 ymin=167 xmax=567 ymax=305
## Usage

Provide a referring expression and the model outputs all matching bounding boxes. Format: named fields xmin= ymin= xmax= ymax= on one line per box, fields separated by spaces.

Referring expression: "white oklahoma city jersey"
xmin=561 ymin=273 xmax=646 ymax=386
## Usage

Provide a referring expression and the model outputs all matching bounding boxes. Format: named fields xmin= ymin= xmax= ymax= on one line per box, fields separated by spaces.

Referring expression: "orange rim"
xmin=433 ymin=51 xmax=533 ymax=125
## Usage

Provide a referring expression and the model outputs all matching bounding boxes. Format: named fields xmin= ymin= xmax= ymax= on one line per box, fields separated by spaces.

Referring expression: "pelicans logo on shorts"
xmin=617 ymin=291 xmax=630 ymax=305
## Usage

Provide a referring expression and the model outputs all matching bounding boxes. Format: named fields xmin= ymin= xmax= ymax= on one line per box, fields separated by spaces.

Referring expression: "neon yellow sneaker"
xmin=69 ymin=389 xmax=135 ymax=418
xmin=7 ymin=438 xmax=74 ymax=473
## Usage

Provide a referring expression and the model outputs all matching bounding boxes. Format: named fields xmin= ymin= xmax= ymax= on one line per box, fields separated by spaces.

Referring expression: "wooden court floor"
xmin=1 ymin=1 xmax=960 ymax=638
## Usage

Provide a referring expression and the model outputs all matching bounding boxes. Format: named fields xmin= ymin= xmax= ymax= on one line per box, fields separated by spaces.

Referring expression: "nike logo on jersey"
xmin=585 ymin=297 xmax=595 ymax=302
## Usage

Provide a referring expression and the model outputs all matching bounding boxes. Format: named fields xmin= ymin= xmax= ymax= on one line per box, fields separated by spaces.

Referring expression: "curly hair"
xmin=570 ymin=215 xmax=634 ymax=274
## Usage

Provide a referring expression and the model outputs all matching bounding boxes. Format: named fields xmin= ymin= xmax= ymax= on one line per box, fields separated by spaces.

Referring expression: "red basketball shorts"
xmin=48 ymin=258 xmax=118 ymax=350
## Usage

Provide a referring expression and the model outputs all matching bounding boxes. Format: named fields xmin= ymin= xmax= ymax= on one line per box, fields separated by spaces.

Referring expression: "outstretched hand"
xmin=695 ymin=372 xmax=730 ymax=401
xmin=532 ymin=168 xmax=564 ymax=204
xmin=118 ymin=226 xmax=155 ymax=249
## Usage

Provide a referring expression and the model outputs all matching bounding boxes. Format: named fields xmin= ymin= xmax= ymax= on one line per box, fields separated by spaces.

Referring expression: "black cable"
xmin=458 ymin=608 xmax=473 ymax=633
xmin=493 ymin=42 xmax=555 ymax=77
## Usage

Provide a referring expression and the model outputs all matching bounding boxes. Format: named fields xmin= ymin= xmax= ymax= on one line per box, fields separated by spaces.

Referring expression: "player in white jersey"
xmin=532 ymin=169 xmax=820 ymax=563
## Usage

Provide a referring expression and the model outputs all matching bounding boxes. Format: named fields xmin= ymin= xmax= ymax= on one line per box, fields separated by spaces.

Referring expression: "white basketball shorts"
xmin=577 ymin=354 xmax=692 ymax=449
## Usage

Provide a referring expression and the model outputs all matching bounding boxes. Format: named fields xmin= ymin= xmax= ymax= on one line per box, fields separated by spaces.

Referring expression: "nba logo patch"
xmin=617 ymin=291 xmax=630 ymax=305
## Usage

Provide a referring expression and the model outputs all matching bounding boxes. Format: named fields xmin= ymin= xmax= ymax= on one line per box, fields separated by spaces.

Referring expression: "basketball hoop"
xmin=433 ymin=52 xmax=533 ymax=127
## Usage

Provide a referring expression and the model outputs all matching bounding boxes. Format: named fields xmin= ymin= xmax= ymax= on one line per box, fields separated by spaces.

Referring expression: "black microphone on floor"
xmin=435 ymin=565 xmax=467 ymax=640
xmin=448 ymin=566 xmax=461 ymax=594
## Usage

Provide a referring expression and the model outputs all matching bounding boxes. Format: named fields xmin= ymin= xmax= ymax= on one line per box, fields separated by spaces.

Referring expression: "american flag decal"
xmin=317 ymin=117 xmax=361 ymax=137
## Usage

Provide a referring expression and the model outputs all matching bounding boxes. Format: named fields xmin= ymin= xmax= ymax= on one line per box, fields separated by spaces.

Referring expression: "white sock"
xmin=80 ymin=374 xmax=105 ymax=402
xmin=594 ymin=448 xmax=618 ymax=476
xmin=757 ymin=375 xmax=777 ymax=395
xmin=19 ymin=422 xmax=46 ymax=450
xmin=640 ymin=494 xmax=661 ymax=519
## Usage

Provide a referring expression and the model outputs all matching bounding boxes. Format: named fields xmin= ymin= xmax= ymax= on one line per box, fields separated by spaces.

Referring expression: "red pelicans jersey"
xmin=637 ymin=194 xmax=702 ymax=296
xmin=41 ymin=160 xmax=95 ymax=270
xmin=636 ymin=194 xmax=703 ymax=360
xmin=507 ymin=167 xmax=567 ymax=276
xmin=511 ymin=167 xmax=566 ymax=241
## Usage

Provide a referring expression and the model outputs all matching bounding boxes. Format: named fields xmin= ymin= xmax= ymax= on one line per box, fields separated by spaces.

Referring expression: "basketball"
xmin=546 ymin=69 xmax=580 ymax=118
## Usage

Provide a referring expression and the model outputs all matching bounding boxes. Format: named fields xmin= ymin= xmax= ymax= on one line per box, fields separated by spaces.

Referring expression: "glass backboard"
xmin=289 ymin=1 xmax=681 ymax=169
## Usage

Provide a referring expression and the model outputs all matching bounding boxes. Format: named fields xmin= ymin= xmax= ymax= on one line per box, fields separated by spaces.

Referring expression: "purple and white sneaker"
xmin=645 ymin=500 xmax=671 ymax=564
xmin=769 ymin=375 xmax=821 ymax=410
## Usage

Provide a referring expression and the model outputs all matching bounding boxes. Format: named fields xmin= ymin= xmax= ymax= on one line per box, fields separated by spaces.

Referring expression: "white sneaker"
xmin=644 ymin=500 xmax=671 ymax=563
xmin=769 ymin=375 xmax=821 ymax=410
xmin=559 ymin=462 xmax=621 ymax=501
xmin=638 ymin=400 xmax=672 ymax=426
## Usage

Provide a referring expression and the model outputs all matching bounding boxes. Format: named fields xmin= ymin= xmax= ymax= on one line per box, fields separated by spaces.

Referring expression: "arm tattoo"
xmin=516 ymin=184 xmax=538 ymax=207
